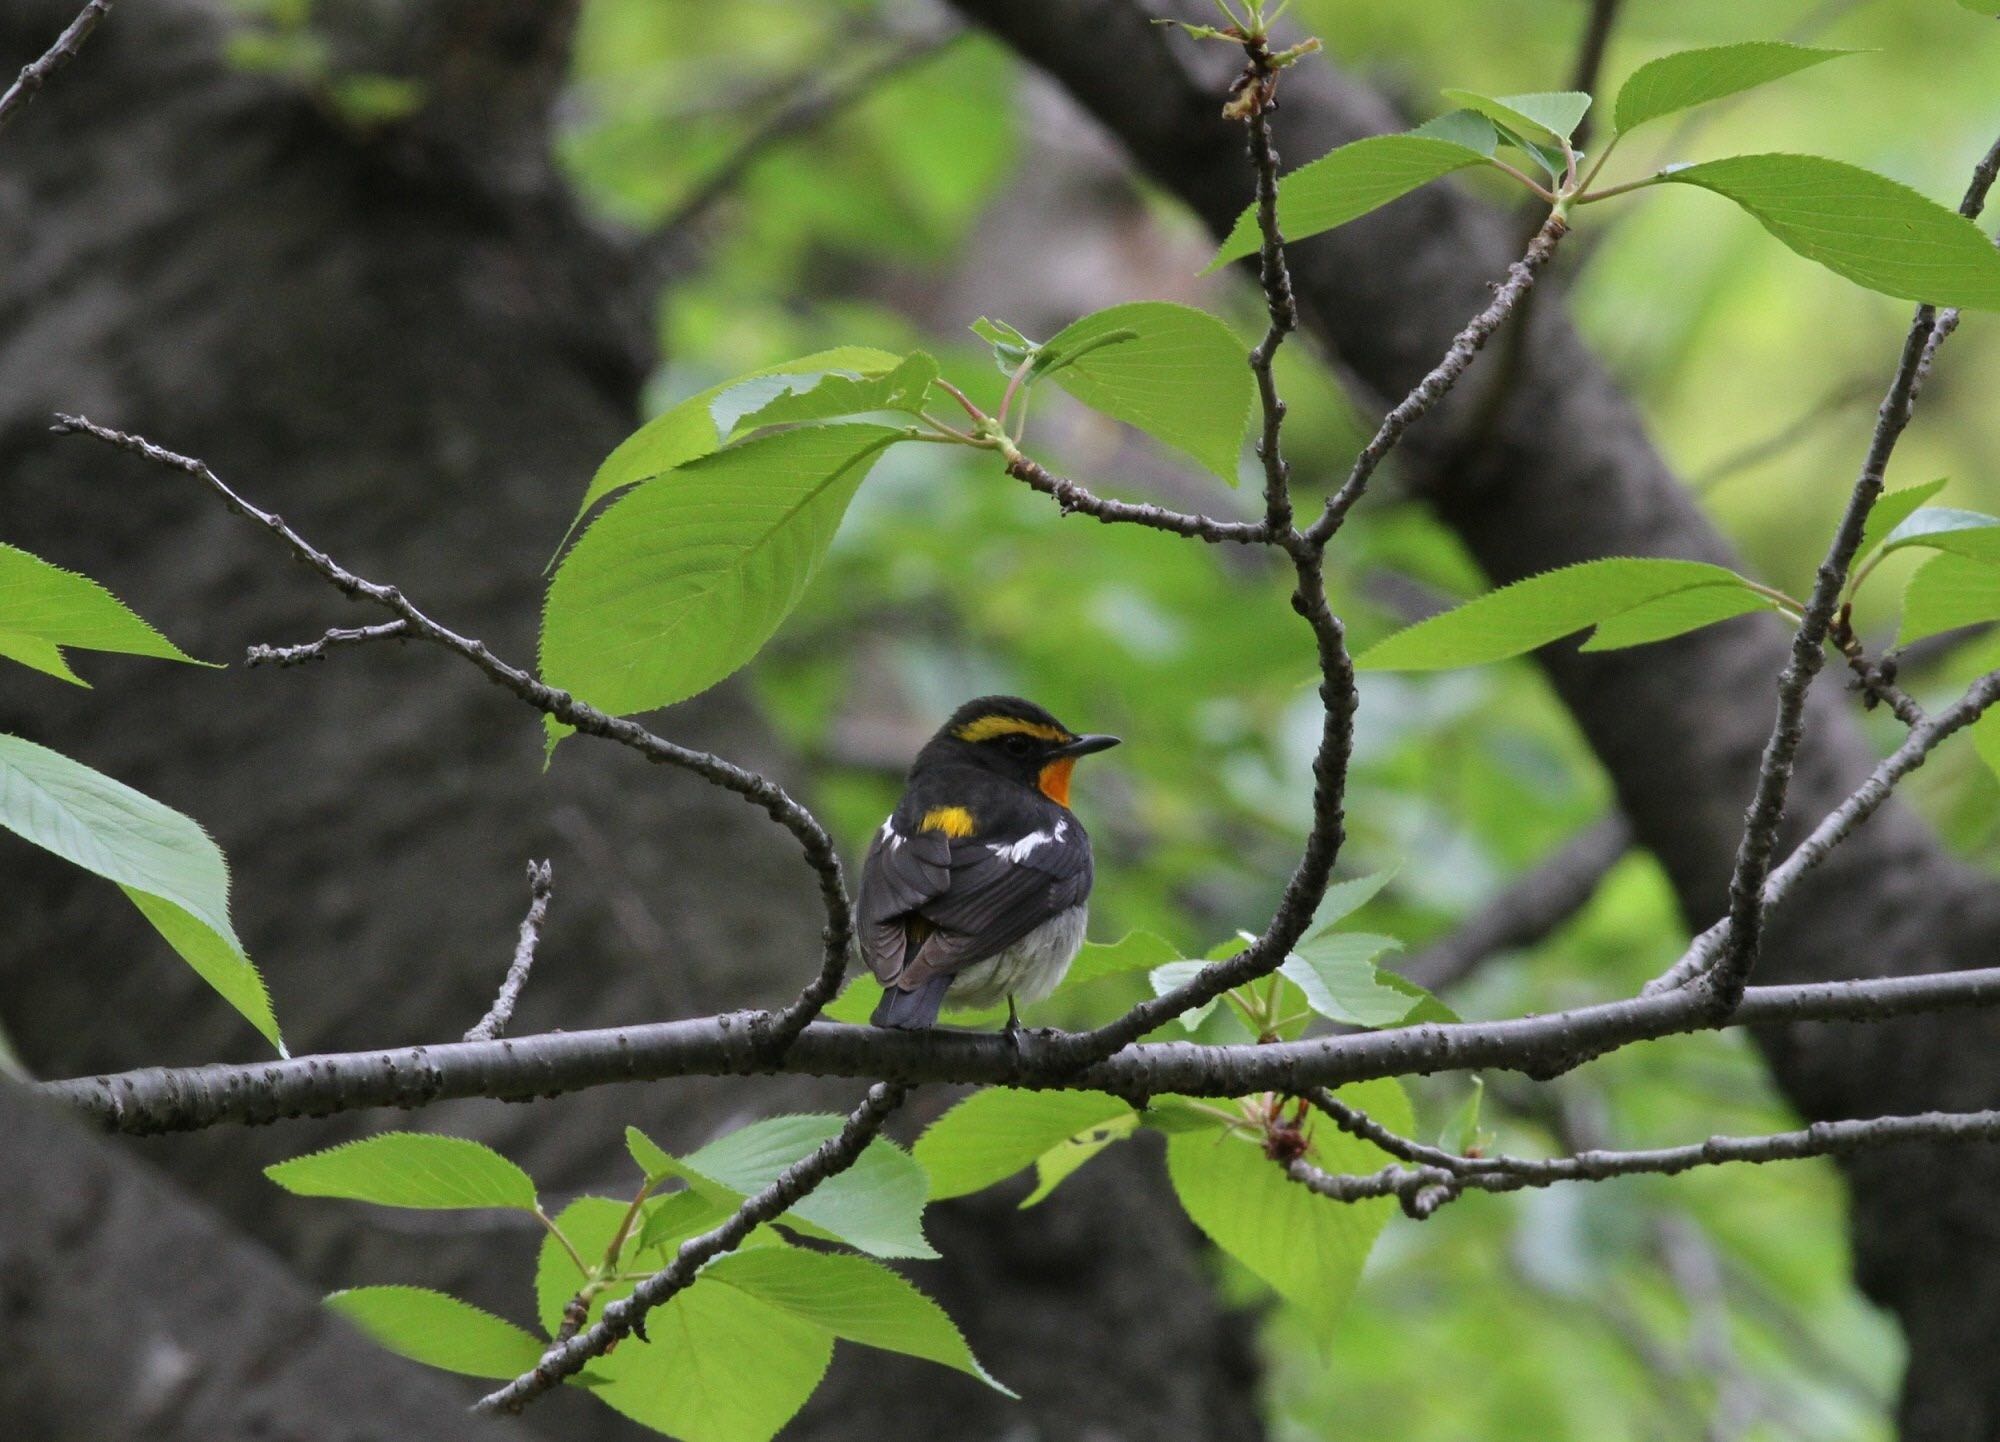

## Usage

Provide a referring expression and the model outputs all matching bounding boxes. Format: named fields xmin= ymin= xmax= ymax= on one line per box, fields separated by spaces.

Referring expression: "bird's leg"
xmin=1005 ymin=995 xmax=1024 ymax=1053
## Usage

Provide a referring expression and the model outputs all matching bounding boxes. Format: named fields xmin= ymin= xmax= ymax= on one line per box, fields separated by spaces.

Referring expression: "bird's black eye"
xmin=1000 ymin=734 xmax=1034 ymax=758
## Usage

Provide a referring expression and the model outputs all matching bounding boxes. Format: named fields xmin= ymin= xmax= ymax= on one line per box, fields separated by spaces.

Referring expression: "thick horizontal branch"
xmin=41 ymin=965 xmax=2000 ymax=1135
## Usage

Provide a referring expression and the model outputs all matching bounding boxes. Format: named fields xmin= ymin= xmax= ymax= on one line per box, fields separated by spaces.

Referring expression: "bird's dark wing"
xmin=901 ymin=816 xmax=1094 ymax=984
xmin=856 ymin=818 xmax=952 ymax=985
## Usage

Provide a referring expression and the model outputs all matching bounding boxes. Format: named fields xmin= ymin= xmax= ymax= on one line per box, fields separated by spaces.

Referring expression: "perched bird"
xmin=858 ymin=696 xmax=1119 ymax=1030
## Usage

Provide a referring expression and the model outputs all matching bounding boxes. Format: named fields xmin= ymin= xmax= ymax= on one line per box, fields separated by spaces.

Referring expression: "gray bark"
xmin=0 ymin=1 xmax=1259 ymax=1438
xmin=943 ymin=1 xmax=2000 ymax=1436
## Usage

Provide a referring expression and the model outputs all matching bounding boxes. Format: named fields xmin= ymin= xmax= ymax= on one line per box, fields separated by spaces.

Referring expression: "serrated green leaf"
xmin=266 ymin=1132 xmax=537 ymax=1211
xmin=1440 ymin=89 xmax=1590 ymax=144
xmin=534 ymin=1197 xmax=836 ymax=1442
xmin=1304 ymin=868 xmax=1396 ymax=936
xmin=1900 ymin=551 xmax=2000 ymax=643
xmin=1857 ymin=478 xmax=1951 ymax=564
xmin=712 ymin=352 xmax=939 ymax=437
xmin=1039 ymin=302 xmax=1252 ymax=483
xmin=541 ymin=423 xmax=902 ymax=722
xmin=1878 ymin=508 xmax=2000 ymax=562
xmin=634 ymin=1188 xmax=740 ymax=1255
xmin=1280 ymin=933 xmax=1427 ymax=1027
xmin=0 ymin=733 xmax=280 ymax=1052
xmin=326 ymin=1287 xmax=545 ymax=1380
xmin=1056 ymin=929 xmax=1184 ymax=991
xmin=566 ymin=347 xmax=902 ymax=534
xmin=1577 ymin=583 xmax=1777 ymax=651
xmin=1408 ymin=109 xmax=1499 ymax=156
xmin=1612 ymin=43 xmax=1854 ymax=135
xmin=914 ymin=1088 xmax=1135 ymax=1199
xmin=1211 ymin=134 xmax=1491 ymax=266
xmin=707 ymin=1246 xmax=1013 ymax=1394
xmin=1149 ymin=959 xmax=1227 ymax=1030
xmin=1356 ymin=558 xmax=1752 ymax=671
xmin=1165 ymin=1078 xmax=1413 ymax=1344
xmin=1022 ymin=1111 xmax=1139 ymax=1206
xmin=0 ymin=542 xmax=207 ymax=685
xmin=684 ymin=1114 xmax=936 ymax=1258
xmin=1661 ymin=154 xmax=2000 ymax=309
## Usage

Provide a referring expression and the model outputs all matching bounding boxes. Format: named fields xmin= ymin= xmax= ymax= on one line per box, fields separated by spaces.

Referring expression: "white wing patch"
xmin=992 ymin=816 xmax=1067 ymax=863
xmin=879 ymin=817 xmax=903 ymax=851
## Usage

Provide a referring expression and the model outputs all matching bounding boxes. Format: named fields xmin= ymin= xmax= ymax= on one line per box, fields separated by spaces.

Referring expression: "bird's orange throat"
xmin=1037 ymin=757 xmax=1076 ymax=807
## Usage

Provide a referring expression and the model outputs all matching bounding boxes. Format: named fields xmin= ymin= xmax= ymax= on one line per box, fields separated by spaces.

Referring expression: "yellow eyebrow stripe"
xmin=953 ymin=715 xmax=1070 ymax=744
xmin=919 ymin=806 xmax=977 ymax=837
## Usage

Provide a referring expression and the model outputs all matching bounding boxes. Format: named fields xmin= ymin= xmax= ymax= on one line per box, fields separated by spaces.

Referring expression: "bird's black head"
xmin=915 ymin=695 xmax=1120 ymax=806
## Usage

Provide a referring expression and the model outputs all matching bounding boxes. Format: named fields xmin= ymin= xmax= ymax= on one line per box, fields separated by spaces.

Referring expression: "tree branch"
xmin=0 ymin=0 xmax=110 ymax=135
xmin=464 ymin=859 xmax=555 ymax=1042
xmin=474 ymin=1080 xmax=908 ymax=1415
xmin=47 ymin=413 xmax=854 ymax=1054
xmin=43 ymin=964 xmax=2000 ymax=1136
xmin=245 ymin=619 xmax=411 ymax=667
xmin=1709 ymin=130 xmax=2000 ymax=1007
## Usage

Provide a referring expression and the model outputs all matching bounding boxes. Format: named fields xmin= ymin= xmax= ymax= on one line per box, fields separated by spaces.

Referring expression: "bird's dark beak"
xmin=1055 ymin=733 xmax=1121 ymax=758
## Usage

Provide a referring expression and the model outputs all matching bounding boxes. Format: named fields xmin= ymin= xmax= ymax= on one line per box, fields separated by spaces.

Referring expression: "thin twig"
xmin=1707 ymin=129 xmax=2000 ymax=1008
xmin=1284 ymin=1105 xmax=2000 ymax=1204
xmin=1241 ymin=35 xmax=1299 ymax=536
xmin=465 ymin=861 xmax=556 ymax=1043
xmin=0 ymin=0 xmax=112 ymax=135
xmin=1303 ymin=209 xmax=1569 ymax=548
xmin=49 ymin=414 xmax=854 ymax=1053
xmin=1001 ymin=451 xmax=1270 ymax=545
xmin=651 ymin=28 xmax=961 ymax=239
xmin=474 ymin=1081 xmax=908 ymax=1415
xmin=1400 ymin=816 xmax=1631 ymax=993
xmin=245 ymin=620 xmax=411 ymax=667
xmin=1649 ymin=667 xmax=2000 ymax=995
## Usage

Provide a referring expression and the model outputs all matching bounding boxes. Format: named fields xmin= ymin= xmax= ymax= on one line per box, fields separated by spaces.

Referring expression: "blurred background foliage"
xmin=539 ymin=0 xmax=2000 ymax=1435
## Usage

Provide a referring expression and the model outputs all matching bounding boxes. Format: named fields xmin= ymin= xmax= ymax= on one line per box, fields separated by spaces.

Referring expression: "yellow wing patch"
xmin=920 ymin=806 xmax=977 ymax=837
xmin=953 ymin=715 xmax=1070 ymax=745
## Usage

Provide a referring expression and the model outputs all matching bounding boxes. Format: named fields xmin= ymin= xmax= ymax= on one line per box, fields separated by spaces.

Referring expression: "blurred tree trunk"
xmin=0 ymin=2 xmax=1261 ymax=1439
xmin=947 ymin=2 xmax=2000 ymax=1436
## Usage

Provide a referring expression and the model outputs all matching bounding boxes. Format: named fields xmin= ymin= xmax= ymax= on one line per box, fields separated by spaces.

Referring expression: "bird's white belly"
xmin=945 ymin=905 xmax=1089 ymax=1011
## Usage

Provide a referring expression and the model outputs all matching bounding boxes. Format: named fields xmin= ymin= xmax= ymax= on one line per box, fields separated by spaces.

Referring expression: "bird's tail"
xmin=871 ymin=973 xmax=952 ymax=1029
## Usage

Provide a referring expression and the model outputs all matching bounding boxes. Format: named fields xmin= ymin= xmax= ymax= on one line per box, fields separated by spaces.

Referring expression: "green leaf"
xmin=683 ymin=1114 xmax=936 ymax=1258
xmin=1281 ymin=933 xmax=1428 ymax=1028
xmin=1439 ymin=89 xmax=1591 ymax=144
xmin=1407 ymin=109 xmax=1499 ymax=156
xmin=1356 ymin=558 xmax=1754 ymax=671
xmin=1612 ymin=43 xmax=1854 ymax=135
xmin=634 ymin=1188 xmax=739 ymax=1256
xmin=1165 ymin=1078 xmax=1413 ymax=1343
xmin=1857 ymin=478 xmax=1951 ymax=563
xmin=914 ymin=1088 xmax=1136 ymax=1199
xmin=1056 ymin=928 xmax=1184 ymax=991
xmin=1878 ymin=508 xmax=2000 ymax=562
xmin=1576 ymin=583 xmax=1778 ymax=651
xmin=1148 ymin=959 xmax=1228 ymax=1030
xmin=1039 ymin=302 xmax=1252 ymax=483
xmin=594 ymin=1276 xmax=831 ymax=1442
xmin=566 ymin=347 xmax=902 ymax=531
xmin=0 ymin=733 xmax=280 ymax=1052
xmin=326 ymin=1287 xmax=545 ymax=1380
xmin=0 ymin=542 xmax=207 ymax=686
xmin=1438 ymin=1076 xmax=1488 ymax=1154
xmin=265 ymin=1132 xmax=537 ymax=1211
xmin=1303 ymin=868 xmax=1396 ymax=936
xmin=1211 ymin=134 xmax=1491 ymax=267
xmin=707 ymin=1246 xmax=1013 ymax=1394
xmin=541 ymin=423 xmax=902 ymax=721
xmin=1660 ymin=155 xmax=2000 ymax=309
xmin=535 ymin=1197 xmax=835 ymax=1442
xmin=1021 ymin=1110 xmax=1140 ymax=1206
xmin=1960 ymin=1 xmax=2000 ymax=15
xmin=1899 ymin=552 xmax=2000 ymax=643
xmin=711 ymin=352 xmax=939 ymax=437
